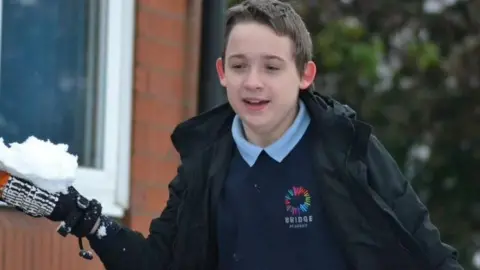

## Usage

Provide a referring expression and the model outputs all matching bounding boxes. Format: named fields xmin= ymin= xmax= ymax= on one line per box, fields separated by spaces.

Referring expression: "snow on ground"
xmin=0 ymin=136 xmax=78 ymax=194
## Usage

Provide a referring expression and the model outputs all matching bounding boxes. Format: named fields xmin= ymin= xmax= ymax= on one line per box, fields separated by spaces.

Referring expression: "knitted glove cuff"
xmin=1 ymin=176 xmax=58 ymax=217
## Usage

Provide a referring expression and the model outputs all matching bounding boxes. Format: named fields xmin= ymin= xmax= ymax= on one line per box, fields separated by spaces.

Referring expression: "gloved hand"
xmin=0 ymin=175 xmax=102 ymax=238
xmin=0 ymin=174 xmax=123 ymax=260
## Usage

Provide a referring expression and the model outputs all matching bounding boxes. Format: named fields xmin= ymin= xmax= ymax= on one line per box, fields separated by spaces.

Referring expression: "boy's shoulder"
xmin=170 ymin=102 xmax=235 ymax=159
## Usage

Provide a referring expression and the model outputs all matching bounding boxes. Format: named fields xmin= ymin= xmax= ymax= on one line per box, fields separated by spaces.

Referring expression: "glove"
xmin=1 ymin=175 xmax=123 ymax=260
xmin=0 ymin=175 xmax=102 ymax=238
xmin=1 ymin=175 xmax=58 ymax=217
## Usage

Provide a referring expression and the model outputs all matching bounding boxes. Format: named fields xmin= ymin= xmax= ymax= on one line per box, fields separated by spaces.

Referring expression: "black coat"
xmin=89 ymin=91 xmax=463 ymax=270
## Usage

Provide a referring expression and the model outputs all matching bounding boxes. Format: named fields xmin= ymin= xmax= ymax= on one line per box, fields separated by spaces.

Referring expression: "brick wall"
xmin=0 ymin=1 xmax=203 ymax=269
xmin=127 ymin=0 xmax=202 ymax=236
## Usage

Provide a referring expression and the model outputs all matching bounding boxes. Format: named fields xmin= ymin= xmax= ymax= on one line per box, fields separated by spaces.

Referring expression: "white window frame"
xmin=74 ymin=0 xmax=135 ymax=217
xmin=0 ymin=0 xmax=136 ymax=218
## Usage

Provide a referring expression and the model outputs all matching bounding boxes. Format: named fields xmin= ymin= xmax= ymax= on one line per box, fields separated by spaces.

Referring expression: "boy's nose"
xmin=243 ymin=70 xmax=263 ymax=90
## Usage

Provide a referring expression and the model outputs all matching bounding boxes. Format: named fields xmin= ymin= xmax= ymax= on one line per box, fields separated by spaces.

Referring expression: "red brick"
xmin=130 ymin=184 xmax=170 ymax=214
xmin=0 ymin=211 xmax=104 ymax=270
xmin=132 ymin=122 xmax=175 ymax=157
xmin=133 ymin=93 xmax=184 ymax=128
xmin=147 ymin=70 xmax=184 ymax=102
xmin=136 ymin=37 xmax=185 ymax=71
xmin=132 ymin=122 xmax=149 ymax=154
xmin=150 ymin=130 xmax=176 ymax=157
xmin=127 ymin=0 xmax=201 ymax=235
xmin=131 ymin=154 xmax=178 ymax=186
xmin=137 ymin=8 xmax=185 ymax=43
xmin=135 ymin=66 xmax=148 ymax=92
xmin=138 ymin=0 xmax=188 ymax=15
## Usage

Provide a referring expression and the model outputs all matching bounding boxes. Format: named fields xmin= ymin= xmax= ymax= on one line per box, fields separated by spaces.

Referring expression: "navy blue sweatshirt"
xmin=217 ymin=127 xmax=347 ymax=270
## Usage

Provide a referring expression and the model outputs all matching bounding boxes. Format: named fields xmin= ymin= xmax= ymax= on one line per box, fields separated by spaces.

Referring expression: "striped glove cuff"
xmin=1 ymin=175 xmax=58 ymax=217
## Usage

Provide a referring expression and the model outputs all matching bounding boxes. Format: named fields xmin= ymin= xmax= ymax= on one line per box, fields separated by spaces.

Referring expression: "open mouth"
xmin=242 ymin=98 xmax=270 ymax=111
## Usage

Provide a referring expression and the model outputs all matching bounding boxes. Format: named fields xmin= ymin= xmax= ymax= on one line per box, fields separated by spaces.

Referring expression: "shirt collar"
xmin=231 ymin=100 xmax=311 ymax=167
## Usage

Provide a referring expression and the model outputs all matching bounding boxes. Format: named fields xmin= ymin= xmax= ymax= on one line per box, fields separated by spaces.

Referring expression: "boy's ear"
xmin=216 ymin=58 xmax=227 ymax=87
xmin=299 ymin=61 xmax=316 ymax=90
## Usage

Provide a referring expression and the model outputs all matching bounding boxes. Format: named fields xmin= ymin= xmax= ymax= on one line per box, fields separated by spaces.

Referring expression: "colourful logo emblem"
xmin=284 ymin=186 xmax=311 ymax=215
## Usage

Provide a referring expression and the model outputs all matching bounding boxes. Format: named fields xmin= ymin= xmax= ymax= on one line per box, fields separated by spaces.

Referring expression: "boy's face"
xmin=216 ymin=22 xmax=315 ymax=136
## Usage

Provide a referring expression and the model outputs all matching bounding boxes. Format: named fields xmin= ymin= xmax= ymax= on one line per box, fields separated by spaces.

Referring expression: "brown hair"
xmin=223 ymin=0 xmax=313 ymax=75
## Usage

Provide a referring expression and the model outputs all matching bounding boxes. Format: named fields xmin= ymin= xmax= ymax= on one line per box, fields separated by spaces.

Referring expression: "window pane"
xmin=0 ymin=0 xmax=105 ymax=168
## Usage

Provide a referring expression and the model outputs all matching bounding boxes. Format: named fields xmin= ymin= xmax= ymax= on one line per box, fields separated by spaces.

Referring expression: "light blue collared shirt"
xmin=231 ymin=100 xmax=311 ymax=167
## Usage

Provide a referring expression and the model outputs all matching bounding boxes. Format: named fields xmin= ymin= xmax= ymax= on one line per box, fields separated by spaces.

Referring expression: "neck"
xmin=243 ymin=103 xmax=299 ymax=148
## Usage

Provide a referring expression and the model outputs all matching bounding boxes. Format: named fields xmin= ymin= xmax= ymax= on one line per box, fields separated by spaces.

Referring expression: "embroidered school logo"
xmin=284 ymin=186 xmax=313 ymax=229
xmin=285 ymin=186 xmax=311 ymax=215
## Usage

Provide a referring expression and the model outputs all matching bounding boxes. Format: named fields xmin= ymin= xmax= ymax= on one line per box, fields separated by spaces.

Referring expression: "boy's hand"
xmin=0 ymin=175 xmax=102 ymax=238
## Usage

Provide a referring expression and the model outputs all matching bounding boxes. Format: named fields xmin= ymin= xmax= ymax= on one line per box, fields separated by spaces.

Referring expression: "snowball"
xmin=0 ymin=136 xmax=78 ymax=194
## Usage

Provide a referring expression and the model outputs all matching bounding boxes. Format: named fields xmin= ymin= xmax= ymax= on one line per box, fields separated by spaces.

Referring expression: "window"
xmin=0 ymin=0 xmax=135 ymax=217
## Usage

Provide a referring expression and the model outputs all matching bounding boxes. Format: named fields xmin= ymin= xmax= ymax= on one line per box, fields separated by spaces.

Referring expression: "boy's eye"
xmin=231 ymin=64 xmax=245 ymax=69
xmin=266 ymin=65 xmax=280 ymax=71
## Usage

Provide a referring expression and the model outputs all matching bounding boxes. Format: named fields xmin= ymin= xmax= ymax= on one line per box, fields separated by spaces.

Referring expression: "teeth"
xmin=245 ymin=99 xmax=264 ymax=104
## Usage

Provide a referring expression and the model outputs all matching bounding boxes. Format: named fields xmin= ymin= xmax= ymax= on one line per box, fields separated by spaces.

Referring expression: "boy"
xmin=1 ymin=0 xmax=463 ymax=269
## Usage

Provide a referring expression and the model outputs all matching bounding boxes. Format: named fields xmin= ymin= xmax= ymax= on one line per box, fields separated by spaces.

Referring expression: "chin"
xmin=241 ymin=115 xmax=272 ymax=131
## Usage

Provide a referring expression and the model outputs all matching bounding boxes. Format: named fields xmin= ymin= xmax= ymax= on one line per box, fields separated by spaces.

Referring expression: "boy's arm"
xmin=87 ymin=173 xmax=185 ymax=270
xmin=0 ymin=167 xmax=186 ymax=270
xmin=365 ymin=136 xmax=463 ymax=270
xmin=87 ymin=172 xmax=184 ymax=270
